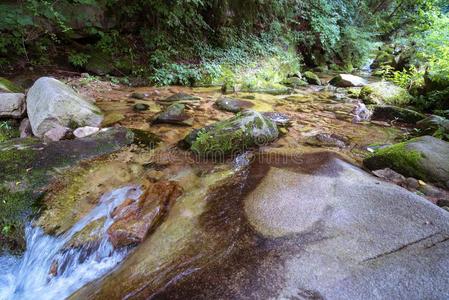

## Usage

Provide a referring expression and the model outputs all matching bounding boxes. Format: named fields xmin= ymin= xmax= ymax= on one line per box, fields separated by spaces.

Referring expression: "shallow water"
xmin=0 ymin=76 xmax=414 ymax=298
xmin=0 ymin=185 xmax=141 ymax=300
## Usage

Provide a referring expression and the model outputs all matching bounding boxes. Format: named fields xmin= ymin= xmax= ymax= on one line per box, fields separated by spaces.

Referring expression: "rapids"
xmin=0 ymin=185 xmax=141 ymax=300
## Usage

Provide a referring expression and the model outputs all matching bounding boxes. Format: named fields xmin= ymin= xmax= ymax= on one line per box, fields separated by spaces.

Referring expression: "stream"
xmin=0 ymin=75 xmax=436 ymax=299
xmin=0 ymin=185 xmax=141 ymax=300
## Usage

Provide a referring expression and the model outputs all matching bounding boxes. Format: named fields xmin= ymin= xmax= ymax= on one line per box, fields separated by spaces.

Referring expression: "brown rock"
xmin=107 ymin=181 xmax=182 ymax=248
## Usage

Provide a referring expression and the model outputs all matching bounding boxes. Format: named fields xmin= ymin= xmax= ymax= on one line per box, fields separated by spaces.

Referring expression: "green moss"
xmin=360 ymin=85 xmax=374 ymax=99
xmin=303 ymin=71 xmax=321 ymax=85
xmin=189 ymin=111 xmax=278 ymax=157
xmin=367 ymin=141 xmax=427 ymax=180
xmin=360 ymin=83 xmax=412 ymax=106
xmin=347 ymin=88 xmax=361 ymax=98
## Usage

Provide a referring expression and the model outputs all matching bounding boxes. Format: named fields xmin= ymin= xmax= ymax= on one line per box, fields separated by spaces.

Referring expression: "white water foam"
xmin=0 ymin=185 xmax=141 ymax=300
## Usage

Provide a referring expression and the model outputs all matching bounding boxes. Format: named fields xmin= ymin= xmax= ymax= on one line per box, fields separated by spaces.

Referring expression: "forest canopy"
xmin=0 ymin=0 xmax=448 ymax=110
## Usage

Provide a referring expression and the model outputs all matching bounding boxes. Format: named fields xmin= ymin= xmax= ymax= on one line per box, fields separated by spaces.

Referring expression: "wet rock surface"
xmin=0 ymin=127 xmax=135 ymax=250
xmin=371 ymin=105 xmax=426 ymax=123
xmin=72 ymin=151 xmax=449 ymax=299
xmin=153 ymin=103 xmax=193 ymax=126
xmin=305 ymin=132 xmax=349 ymax=148
xmin=215 ymin=97 xmax=254 ymax=113
xmin=108 ymin=180 xmax=182 ymax=248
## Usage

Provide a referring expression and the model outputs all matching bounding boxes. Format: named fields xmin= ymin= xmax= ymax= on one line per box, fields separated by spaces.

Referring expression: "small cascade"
xmin=0 ymin=185 xmax=142 ymax=300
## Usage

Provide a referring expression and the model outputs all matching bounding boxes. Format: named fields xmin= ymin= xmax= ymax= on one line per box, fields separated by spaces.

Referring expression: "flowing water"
xmin=0 ymin=79 xmax=410 ymax=298
xmin=0 ymin=185 xmax=142 ymax=300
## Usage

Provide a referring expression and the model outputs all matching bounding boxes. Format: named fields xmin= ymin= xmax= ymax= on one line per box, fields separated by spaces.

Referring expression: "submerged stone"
xmin=131 ymin=92 xmax=146 ymax=100
xmin=153 ymin=103 xmax=193 ymax=126
xmin=184 ymin=110 xmax=278 ymax=157
xmin=215 ymin=97 xmax=254 ymax=113
xmin=164 ymin=93 xmax=200 ymax=102
xmin=101 ymin=112 xmax=125 ymax=127
xmin=133 ymin=103 xmax=149 ymax=111
xmin=261 ymin=112 xmax=291 ymax=127
xmin=107 ymin=180 xmax=183 ymax=249
xmin=305 ymin=133 xmax=349 ymax=148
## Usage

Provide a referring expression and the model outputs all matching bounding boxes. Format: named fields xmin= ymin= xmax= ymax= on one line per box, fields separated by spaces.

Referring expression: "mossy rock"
xmin=417 ymin=115 xmax=449 ymax=140
xmin=215 ymin=97 xmax=254 ymax=113
xmin=347 ymin=88 xmax=362 ymax=98
xmin=184 ymin=110 xmax=278 ymax=157
xmin=0 ymin=77 xmax=23 ymax=93
xmin=360 ymin=81 xmax=412 ymax=106
xmin=153 ymin=103 xmax=193 ymax=126
xmin=303 ymin=71 xmax=321 ymax=85
xmin=102 ymin=112 xmax=125 ymax=127
xmin=363 ymin=136 xmax=449 ymax=188
xmin=371 ymin=50 xmax=395 ymax=70
xmin=0 ymin=127 xmax=134 ymax=252
xmin=371 ymin=105 xmax=425 ymax=124
xmin=85 ymin=51 xmax=114 ymax=76
xmin=164 ymin=93 xmax=200 ymax=102
xmin=282 ymin=77 xmax=308 ymax=88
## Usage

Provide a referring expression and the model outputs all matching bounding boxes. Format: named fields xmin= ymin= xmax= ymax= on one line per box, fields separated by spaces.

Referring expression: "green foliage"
xmin=0 ymin=121 xmax=19 ymax=143
xmin=68 ymin=52 xmax=90 ymax=67
xmin=416 ymin=14 xmax=449 ymax=84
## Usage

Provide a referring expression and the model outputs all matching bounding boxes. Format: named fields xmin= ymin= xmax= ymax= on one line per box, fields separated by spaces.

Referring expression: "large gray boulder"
xmin=27 ymin=77 xmax=103 ymax=137
xmin=73 ymin=151 xmax=449 ymax=299
xmin=329 ymin=74 xmax=368 ymax=87
xmin=0 ymin=93 xmax=26 ymax=118
xmin=364 ymin=136 xmax=449 ymax=188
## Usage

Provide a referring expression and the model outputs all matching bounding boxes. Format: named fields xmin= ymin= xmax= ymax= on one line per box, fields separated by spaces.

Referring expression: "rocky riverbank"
xmin=1 ymin=71 xmax=448 ymax=299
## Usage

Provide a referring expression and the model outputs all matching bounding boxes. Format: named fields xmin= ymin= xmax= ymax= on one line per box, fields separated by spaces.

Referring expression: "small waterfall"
xmin=0 ymin=185 xmax=142 ymax=300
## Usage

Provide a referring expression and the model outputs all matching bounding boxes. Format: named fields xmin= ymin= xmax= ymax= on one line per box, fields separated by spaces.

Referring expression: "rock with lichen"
xmin=184 ymin=110 xmax=278 ymax=157
xmin=303 ymin=71 xmax=321 ymax=85
xmin=363 ymin=136 xmax=449 ymax=188
xmin=360 ymin=81 xmax=412 ymax=106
